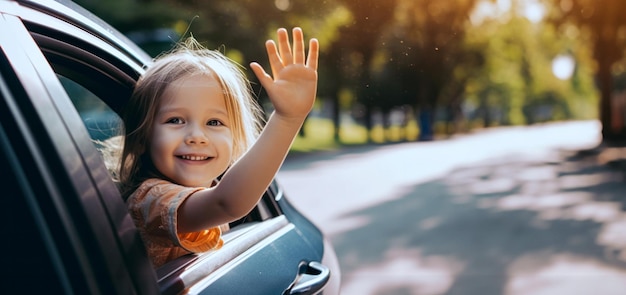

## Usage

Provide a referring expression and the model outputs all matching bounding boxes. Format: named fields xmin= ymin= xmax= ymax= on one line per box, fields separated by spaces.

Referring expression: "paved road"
xmin=277 ymin=120 xmax=626 ymax=295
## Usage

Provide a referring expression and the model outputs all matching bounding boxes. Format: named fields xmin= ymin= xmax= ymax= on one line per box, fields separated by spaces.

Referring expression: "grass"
xmin=290 ymin=116 xmax=600 ymax=154
xmin=290 ymin=117 xmax=421 ymax=153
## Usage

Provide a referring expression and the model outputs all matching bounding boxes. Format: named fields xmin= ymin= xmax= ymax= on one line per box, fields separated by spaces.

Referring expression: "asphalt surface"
xmin=277 ymin=120 xmax=626 ymax=295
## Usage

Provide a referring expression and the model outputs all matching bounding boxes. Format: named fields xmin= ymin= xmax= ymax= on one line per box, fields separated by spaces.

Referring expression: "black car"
xmin=0 ymin=0 xmax=340 ymax=294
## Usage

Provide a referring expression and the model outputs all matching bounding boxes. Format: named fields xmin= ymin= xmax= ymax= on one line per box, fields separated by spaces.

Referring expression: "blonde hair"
xmin=118 ymin=37 xmax=264 ymax=198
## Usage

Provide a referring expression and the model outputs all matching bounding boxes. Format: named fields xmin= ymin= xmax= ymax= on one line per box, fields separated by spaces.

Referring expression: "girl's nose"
xmin=185 ymin=126 xmax=208 ymax=145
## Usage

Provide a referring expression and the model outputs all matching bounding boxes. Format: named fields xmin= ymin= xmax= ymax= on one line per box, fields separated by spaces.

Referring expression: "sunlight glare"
xmin=506 ymin=254 xmax=626 ymax=295
xmin=597 ymin=218 xmax=626 ymax=259
xmin=470 ymin=0 xmax=511 ymax=25
xmin=521 ymin=0 xmax=545 ymax=23
xmin=552 ymin=55 xmax=575 ymax=80
xmin=274 ymin=0 xmax=290 ymax=11
xmin=340 ymin=248 xmax=463 ymax=295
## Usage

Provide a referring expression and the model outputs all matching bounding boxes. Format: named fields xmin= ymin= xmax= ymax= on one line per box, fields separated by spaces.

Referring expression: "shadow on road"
xmin=331 ymin=147 xmax=626 ymax=295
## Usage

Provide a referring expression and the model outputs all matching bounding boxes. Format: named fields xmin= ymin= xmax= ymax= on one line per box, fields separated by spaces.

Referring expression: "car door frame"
xmin=0 ymin=6 xmax=160 ymax=295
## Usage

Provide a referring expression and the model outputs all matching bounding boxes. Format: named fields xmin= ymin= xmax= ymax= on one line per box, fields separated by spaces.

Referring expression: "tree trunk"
xmin=364 ymin=104 xmax=373 ymax=143
xmin=594 ymin=33 xmax=621 ymax=144
xmin=417 ymin=107 xmax=434 ymax=141
xmin=332 ymin=95 xmax=341 ymax=142
xmin=597 ymin=59 xmax=614 ymax=142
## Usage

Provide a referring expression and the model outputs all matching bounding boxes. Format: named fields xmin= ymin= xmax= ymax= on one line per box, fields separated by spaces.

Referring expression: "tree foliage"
xmin=465 ymin=11 xmax=596 ymax=128
xmin=74 ymin=0 xmax=603 ymax=143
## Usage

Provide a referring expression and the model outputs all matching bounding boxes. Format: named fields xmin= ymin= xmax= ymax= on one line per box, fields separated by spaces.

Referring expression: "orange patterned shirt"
xmin=127 ymin=178 xmax=224 ymax=267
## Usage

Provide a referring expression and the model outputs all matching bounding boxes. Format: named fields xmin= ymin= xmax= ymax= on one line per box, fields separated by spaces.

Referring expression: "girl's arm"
xmin=177 ymin=27 xmax=319 ymax=233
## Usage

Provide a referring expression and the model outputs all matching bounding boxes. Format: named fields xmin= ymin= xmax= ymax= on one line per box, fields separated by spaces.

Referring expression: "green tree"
xmin=160 ymin=0 xmax=348 ymax=125
xmin=461 ymin=1 xmax=596 ymax=130
xmin=379 ymin=0 xmax=480 ymax=140
xmin=544 ymin=0 xmax=626 ymax=143
xmin=74 ymin=0 xmax=184 ymax=32
xmin=74 ymin=0 xmax=187 ymax=56
xmin=330 ymin=0 xmax=398 ymax=142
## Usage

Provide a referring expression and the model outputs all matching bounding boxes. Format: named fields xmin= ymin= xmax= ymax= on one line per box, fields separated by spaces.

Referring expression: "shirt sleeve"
xmin=128 ymin=179 xmax=224 ymax=253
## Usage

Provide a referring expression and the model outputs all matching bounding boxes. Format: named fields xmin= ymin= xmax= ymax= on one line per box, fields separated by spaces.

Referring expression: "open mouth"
xmin=178 ymin=155 xmax=211 ymax=161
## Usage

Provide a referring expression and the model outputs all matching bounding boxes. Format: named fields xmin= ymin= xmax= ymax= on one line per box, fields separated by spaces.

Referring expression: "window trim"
xmin=33 ymin=32 xmax=136 ymax=113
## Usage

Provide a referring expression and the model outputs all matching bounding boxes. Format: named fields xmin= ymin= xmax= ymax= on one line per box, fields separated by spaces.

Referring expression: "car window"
xmin=58 ymin=75 xmax=122 ymax=142
xmin=56 ymin=74 xmax=123 ymax=180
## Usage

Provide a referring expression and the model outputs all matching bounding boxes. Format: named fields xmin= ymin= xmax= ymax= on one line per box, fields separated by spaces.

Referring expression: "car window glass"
xmin=58 ymin=75 xmax=122 ymax=142
xmin=57 ymin=74 xmax=123 ymax=176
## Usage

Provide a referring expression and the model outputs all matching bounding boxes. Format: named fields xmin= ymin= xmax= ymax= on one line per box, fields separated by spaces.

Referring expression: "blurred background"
xmin=74 ymin=0 xmax=626 ymax=149
xmin=73 ymin=0 xmax=626 ymax=294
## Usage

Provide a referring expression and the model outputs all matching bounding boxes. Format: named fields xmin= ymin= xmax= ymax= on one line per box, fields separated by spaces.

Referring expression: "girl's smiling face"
xmin=149 ymin=74 xmax=233 ymax=187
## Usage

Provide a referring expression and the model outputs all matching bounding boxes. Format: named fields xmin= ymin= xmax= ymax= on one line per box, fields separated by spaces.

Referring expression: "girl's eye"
xmin=166 ymin=117 xmax=184 ymax=124
xmin=207 ymin=119 xmax=223 ymax=126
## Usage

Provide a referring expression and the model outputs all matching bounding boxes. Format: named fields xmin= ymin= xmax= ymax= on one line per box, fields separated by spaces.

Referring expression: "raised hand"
xmin=250 ymin=27 xmax=319 ymax=123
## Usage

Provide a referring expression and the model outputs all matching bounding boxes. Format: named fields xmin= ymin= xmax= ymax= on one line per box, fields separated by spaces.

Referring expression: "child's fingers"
xmin=250 ymin=62 xmax=273 ymax=88
xmin=276 ymin=28 xmax=293 ymax=65
xmin=264 ymin=40 xmax=282 ymax=78
xmin=292 ymin=27 xmax=305 ymax=65
xmin=306 ymin=38 xmax=319 ymax=71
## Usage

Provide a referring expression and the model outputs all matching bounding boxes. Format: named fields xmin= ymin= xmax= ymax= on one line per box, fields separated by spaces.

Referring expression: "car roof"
xmin=15 ymin=0 xmax=152 ymax=67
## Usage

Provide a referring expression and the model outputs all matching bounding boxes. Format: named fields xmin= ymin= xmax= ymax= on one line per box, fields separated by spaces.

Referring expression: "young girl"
xmin=118 ymin=27 xmax=318 ymax=267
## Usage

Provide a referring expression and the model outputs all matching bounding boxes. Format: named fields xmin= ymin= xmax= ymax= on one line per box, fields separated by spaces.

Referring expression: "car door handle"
xmin=284 ymin=261 xmax=331 ymax=295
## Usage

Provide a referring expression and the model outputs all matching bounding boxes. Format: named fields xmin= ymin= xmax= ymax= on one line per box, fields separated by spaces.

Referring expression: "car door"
xmin=3 ymin=1 xmax=331 ymax=294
